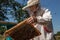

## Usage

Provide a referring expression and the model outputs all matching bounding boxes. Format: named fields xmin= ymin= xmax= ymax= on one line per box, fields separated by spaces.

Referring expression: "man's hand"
xmin=26 ymin=16 xmax=34 ymax=24
xmin=26 ymin=16 xmax=37 ymax=27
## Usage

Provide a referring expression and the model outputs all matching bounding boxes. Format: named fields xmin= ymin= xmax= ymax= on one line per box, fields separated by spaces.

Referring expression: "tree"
xmin=0 ymin=0 xmax=29 ymax=30
xmin=0 ymin=26 xmax=7 ymax=35
xmin=0 ymin=0 xmax=29 ymax=22
xmin=0 ymin=10 xmax=8 ymax=21
xmin=56 ymin=32 xmax=60 ymax=35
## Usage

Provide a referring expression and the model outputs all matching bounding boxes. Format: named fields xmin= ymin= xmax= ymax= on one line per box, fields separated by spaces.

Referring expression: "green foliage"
xmin=15 ymin=8 xmax=29 ymax=22
xmin=56 ymin=32 xmax=60 ymax=35
xmin=0 ymin=0 xmax=29 ymax=30
xmin=0 ymin=10 xmax=8 ymax=21
xmin=0 ymin=26 xmax=7 ymax=35
xmin=0 ymin=0 xmax=29 ymax=22
xmin=54 ymin=31 xmax=60 ymax=36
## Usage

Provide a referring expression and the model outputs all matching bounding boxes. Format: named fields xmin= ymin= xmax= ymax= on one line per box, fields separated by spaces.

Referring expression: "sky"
xmin=15 ymin=0 xmax=60 ymax=34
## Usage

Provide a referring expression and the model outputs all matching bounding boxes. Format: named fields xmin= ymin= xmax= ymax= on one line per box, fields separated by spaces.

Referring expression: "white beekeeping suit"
xmin=30 ymin=8 xmax=54 ymax=40
xmin=22 ymin=0 xmax=54 ymax=40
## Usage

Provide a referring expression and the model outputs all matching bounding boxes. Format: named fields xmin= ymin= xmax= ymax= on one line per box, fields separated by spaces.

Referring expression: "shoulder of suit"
xmin=41 ymin=8 xmax=51 ymax=14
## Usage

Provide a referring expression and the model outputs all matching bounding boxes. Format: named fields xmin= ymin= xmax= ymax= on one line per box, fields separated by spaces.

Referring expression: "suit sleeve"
xmin=36 ymin=9 xmax=52 ymax=23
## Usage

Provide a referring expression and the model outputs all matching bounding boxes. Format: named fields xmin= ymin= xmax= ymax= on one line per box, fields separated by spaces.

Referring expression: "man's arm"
xmin=36 ymin=9 xmax=52 ymax=24
xmin=36 ymin=9 xmax=53 ymax=32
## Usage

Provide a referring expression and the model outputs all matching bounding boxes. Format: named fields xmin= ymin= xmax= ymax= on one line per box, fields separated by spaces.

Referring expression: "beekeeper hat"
xmin=22 ymin=0 xmax=40 ymax=10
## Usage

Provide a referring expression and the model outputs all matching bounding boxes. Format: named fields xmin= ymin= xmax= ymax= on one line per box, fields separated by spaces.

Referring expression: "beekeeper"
xmin=22 ymin=0 xmax=54 ymax=40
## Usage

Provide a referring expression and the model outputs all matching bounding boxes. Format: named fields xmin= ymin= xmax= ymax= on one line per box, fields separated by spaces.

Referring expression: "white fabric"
xmin=46 ymin=33 xmax=53 ymax=40
xmin=30 ymin=8 xmax=54 ymax=40
xmin=36 ymin=9 xmax=52 ymax=22
xmin=22 ymin=0 xmax=39 ymax=10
